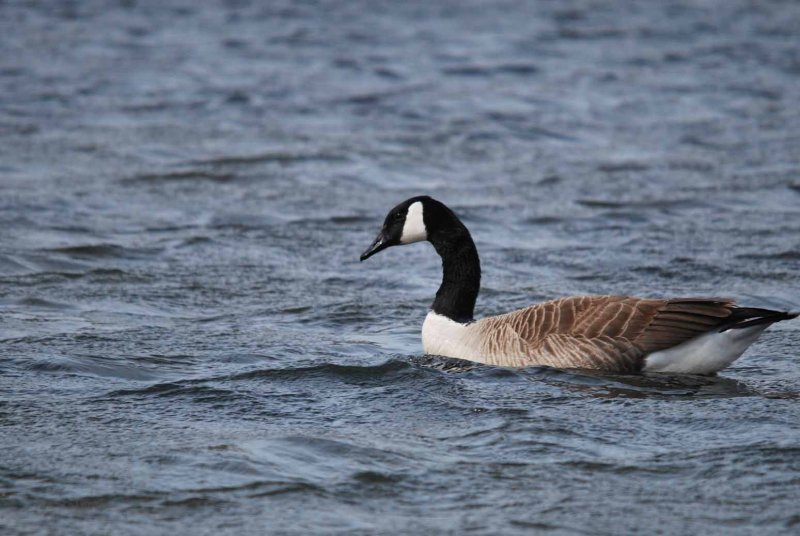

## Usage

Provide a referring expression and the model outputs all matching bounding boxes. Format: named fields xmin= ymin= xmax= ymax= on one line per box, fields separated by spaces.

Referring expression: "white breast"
xmin=421 ymin=312 xmax=490 ymax=363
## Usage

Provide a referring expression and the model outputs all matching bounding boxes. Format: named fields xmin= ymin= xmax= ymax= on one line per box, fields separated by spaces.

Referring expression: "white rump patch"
xmin=400 ymin=201 xmax=427 ymax=244
xmin=643 ymin=324 xmax=768 ymax=374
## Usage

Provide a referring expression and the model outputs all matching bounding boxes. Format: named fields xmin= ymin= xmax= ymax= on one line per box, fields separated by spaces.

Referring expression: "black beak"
xmin=360 ymin=231 xmax=391 ymax=261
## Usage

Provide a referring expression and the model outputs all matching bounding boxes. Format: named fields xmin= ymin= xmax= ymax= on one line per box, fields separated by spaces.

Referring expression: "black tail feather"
xmin=719 ymin=307 xmax=799 ymax=332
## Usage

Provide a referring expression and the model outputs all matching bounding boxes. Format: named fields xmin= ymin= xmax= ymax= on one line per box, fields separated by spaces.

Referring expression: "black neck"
xmin=430 ymin=226 xmax=481 ymax=323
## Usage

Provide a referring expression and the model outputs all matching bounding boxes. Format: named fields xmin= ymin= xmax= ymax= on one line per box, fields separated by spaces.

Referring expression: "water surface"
xmin=2 ymin=1 xmax=800 ymax=534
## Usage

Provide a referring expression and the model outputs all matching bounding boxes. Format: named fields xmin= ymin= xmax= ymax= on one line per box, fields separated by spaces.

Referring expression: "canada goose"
xmin=360 ymin=196 xmax=797 ymax=374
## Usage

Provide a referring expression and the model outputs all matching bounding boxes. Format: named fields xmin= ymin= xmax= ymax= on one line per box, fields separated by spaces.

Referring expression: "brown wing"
xmin=482 ymin=295 xmax=736 ymax=371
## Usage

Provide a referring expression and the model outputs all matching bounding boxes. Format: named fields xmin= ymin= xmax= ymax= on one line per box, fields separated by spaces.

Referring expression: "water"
xmin=2 ymin=0 xmax=800 ymax=534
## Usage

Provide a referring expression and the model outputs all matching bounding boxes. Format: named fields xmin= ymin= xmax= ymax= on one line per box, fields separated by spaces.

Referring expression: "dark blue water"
xmin=2 ymin=1 xmax=800 ymax=534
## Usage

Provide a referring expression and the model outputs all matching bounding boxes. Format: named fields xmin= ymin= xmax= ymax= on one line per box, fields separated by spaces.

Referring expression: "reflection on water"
xmin=416 ymin=355 xmax=760 ymax=399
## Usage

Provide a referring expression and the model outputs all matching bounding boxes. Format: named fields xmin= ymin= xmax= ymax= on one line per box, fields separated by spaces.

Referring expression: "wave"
xmin=228 ymin=359 xmax=413 ymax=382
xmin=25 ymin=354 xmax=160 ymax=381
xmin=186 ymin=151 xmax=346 ymax=167
xmin=106 ymin=382 xmax=234 ymax=399
xmin=123 ymin=170 xmax=236 ymax=184
xmin=45 ymin=244 xmax=162 ymax=260
xmin=736 ymin=251 xmax=800 ymax=261
xmin=576 ymin=197 xmax=712 ymax=210
xmin=442 ymin=62 xmax=538 ymax=77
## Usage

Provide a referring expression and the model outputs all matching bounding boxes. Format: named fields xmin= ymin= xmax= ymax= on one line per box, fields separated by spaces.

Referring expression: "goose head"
xmin=360 ymin=196 xmax=432 ymax=261
xmin=360 ymin=196 xmax=480 ymax=321
xmin=360 ymin=195 xmax=474 ymax=262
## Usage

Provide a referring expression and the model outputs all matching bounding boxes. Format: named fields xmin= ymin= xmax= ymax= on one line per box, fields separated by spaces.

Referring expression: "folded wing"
xmin=480 ymin=296 xmax=737 ymax=371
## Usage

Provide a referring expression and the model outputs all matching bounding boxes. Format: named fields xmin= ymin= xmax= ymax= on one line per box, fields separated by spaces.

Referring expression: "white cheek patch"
xmin=400 ymin=201 xmax=427 ymax=244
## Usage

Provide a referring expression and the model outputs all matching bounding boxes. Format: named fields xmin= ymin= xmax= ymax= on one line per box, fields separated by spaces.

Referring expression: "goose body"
xmin=422 ymin=299 xmax=782 ymax=374
xmin=360 ymin=196 xmax=797 ymax=374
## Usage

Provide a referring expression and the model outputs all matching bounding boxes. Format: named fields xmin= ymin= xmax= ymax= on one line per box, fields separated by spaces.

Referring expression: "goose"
xmin=359 ymin=196 xmax=797 ymax=374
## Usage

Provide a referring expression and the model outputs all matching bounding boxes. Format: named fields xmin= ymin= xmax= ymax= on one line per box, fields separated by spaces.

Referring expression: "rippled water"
xmin=2 ymin=1 xmax=800 ymax=534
